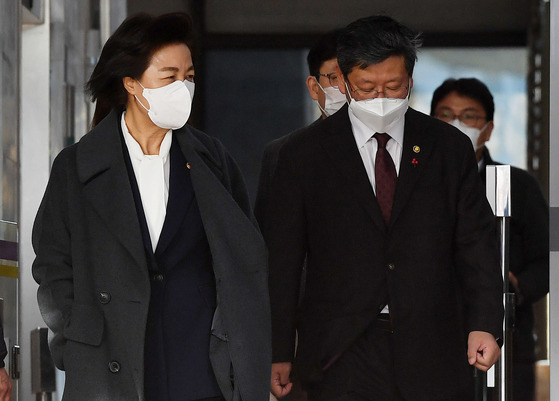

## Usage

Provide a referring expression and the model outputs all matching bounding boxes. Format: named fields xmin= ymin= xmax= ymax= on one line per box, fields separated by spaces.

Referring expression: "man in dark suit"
xmin=261 ymin=16 xmax=503 ymax=401
xmin=255 ymin=29 xmax=343 ymax=233
xmin=431 ymin=77 xmax=549 ymax=401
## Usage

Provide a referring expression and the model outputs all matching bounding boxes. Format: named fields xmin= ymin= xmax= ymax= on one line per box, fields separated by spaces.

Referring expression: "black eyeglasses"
xmin=346 ymin=80 xmax=409 ymax=100
xmin=316 ymin=72 xmax=339 ymax=87
xmin=434 ymin=110 xmax=487 ymax=127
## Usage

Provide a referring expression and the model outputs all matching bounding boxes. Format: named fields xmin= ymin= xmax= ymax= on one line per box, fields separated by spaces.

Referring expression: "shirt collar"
xmin=121 ymin=112 xmax=172 ymax=161
xmin=348 ymin=106 xmax=405 ymax=149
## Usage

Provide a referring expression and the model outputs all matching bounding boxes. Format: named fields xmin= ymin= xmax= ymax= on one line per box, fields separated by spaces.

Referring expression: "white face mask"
xmin=450 ymin=119 xmax=488 ymax=151
xmin=316 ymin=80 xmax=347 ymax=117
xmin=135 ymin=79 xmax=195 ymax=130
xmin=346 ymin=82 xmax=409 ymax=132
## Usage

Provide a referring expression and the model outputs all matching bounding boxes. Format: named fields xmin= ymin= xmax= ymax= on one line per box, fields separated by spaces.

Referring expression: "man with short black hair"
xmin=431 ymin=77 xmax=549 ymax=401
xmin=262 ymin=16 xmax=503 ymax=401
xmin=306 ymin=29 xmax=345 ymax=119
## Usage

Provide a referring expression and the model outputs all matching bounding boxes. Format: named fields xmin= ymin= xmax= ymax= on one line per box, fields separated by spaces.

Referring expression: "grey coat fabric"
xmin=32 ymin=110 xmax=271 ymax=401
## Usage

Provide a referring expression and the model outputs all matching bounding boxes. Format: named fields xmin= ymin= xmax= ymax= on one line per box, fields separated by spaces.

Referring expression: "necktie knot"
xmin=374 ymin=132 xmax=390 ymax=149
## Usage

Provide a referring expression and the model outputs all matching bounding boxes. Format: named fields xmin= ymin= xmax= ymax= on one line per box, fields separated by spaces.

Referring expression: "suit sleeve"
xmin=262 ymin=146 xmax=307 ymax=362
xmin=31 ymin=150 xmax=74 ymax=370
xmin=254 ymin=144 xmax=278 ymax=234
xmin=512 ymin=172 xmax=549 ymax=303
xmin=453 ymin=142 xmax=504 ymax=340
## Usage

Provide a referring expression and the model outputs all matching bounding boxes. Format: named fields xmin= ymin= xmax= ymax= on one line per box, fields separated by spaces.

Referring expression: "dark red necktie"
xmin=374 ymin=133 xmax=397 ymax=224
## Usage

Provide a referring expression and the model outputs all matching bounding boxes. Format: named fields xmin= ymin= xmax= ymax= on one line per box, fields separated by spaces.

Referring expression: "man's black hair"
xmin=337 ymin=15 xmax=422 ymax=78
xmin=430 ymin=78 xmax=495 ymax=121
xmin=307 ymin=29 xmax=343 ymax=77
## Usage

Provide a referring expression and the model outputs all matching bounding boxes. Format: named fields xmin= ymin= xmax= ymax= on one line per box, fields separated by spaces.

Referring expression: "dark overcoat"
xmin=32 ymin=110 xmax=271 ymax=401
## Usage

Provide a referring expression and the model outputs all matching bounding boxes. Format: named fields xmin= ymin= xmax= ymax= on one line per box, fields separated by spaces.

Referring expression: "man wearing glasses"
xmin=305 ymin=29 xmax=345 ymax=119
xmin=263 ymin=16 xmax=503 ymax=401
xmin=431 ymin=78 xmax=549 ymax=401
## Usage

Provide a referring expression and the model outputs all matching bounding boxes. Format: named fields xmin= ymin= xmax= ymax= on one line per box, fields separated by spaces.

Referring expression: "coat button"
xmin=388 ymin=263 xmax=395 ymax=271
xmin=99 ymin=291 xmax=111 ymax=304
xmin=153 ymin=273 xmax=164 ymax=282
xmin=108 ymin=361 xmax=120 ymax=373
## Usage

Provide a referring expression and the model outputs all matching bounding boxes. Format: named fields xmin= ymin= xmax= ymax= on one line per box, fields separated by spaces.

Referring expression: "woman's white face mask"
xmin=345 ymin=81 xmax=410 ymax=132
xmin=135 ymin=79 xmax=195 ymax=130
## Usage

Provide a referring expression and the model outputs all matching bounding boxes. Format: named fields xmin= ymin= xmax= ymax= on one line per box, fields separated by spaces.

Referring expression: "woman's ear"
xmin=123 ymin=77 xmax=138 ymax=95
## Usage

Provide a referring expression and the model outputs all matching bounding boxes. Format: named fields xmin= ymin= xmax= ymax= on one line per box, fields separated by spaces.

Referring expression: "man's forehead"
xmin=319 ymin=58 xmax=338 ymax=72
xmin=438 ymin=94 xmax=485 ymax=111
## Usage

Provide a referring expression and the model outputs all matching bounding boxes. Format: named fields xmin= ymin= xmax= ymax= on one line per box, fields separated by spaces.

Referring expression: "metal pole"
xmin=486 ymin=165 xmax=513 ymax=401
xmin=31 ymin=328 xmax=56 ymax=399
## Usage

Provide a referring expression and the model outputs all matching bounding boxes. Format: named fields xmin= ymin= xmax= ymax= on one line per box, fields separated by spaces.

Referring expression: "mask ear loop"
xmin=344 ymin=81 xmax=356 ymax=103
xmin=134 ymin=80 xmax=151 ymax=112
xmin=313 ymin=77 xmax=330 ymax=116
xmin=474 ymin=122 xmax=491 ymax=151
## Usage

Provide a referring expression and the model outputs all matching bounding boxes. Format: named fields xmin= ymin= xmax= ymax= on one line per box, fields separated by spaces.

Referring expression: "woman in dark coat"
xmin=32 ymin=12 xmax=270 ymax=401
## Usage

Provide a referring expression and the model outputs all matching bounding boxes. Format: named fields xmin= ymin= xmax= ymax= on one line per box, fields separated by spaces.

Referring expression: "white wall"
xmin=20 ymin=1 xmax=56 ymax=400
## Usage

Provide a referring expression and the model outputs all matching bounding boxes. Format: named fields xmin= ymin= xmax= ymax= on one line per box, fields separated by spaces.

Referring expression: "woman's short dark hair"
xmin=337 ymin=15 xmax=422 ymax=78
xmin=430 ymin=78 xmax=495 ymax=121
xmin=86 ymin=12 xmax=195 ymax=126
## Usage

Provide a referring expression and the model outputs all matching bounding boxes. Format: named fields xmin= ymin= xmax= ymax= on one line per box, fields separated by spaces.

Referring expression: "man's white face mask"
xmin=135 ymin=79 xmax=195 ymax=130
xmin=315 ymin=79 xmax=347 ymax=117
xmin=345 ymin=80 xmax=410 ymax=132
xmin=449 ymin=119 xmax=489 ymax=151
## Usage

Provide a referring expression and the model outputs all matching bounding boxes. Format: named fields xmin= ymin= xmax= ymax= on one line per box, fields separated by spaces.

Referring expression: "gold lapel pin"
xmin=186 ymin=162 xmax=191 ymax=169
xmin=413 ymin=145 xmax=420 ymax=153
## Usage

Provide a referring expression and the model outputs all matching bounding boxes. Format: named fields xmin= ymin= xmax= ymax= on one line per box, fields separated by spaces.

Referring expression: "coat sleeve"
xmin=453 ymin=141 xmax=504 ymax=340
xmin=0 ymin=323 xmax=6 ymax=368
xmin=31 ymin=149 xmax=74 ymax=370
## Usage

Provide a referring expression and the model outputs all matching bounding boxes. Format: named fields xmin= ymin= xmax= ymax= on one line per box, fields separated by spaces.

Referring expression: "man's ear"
xmin=335 ymin=65 xmax=347 ymax=95
xmin=482 ymin=121 xmax=494 ymax=143
xmin=123 ymin=77 xmax=138 ymax=95
xmin=306 ymin=76 xmax=320 ymax=101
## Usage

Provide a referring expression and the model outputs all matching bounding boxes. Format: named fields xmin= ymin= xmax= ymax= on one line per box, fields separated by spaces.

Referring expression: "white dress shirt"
xmin=121 ymin=112 xmax=172 ymax=251
xmin=348 ymin=106 xmax=405 ymax=193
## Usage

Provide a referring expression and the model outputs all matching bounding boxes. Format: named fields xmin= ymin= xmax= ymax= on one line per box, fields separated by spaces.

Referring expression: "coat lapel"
xmin=173 ymin=127 xmax=265 ymax=278
xmin=389 ymin=108 xmax=436 ymax=227
xmin=320 ymin=106 xmax=386 ymax=231
xmin=75 ymin=110 xmax=146 ymax=270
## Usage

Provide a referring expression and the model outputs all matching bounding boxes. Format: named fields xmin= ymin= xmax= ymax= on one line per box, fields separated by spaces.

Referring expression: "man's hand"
xmin=271 ymin=362 xmax=292 ymax=399
xmin=0 ymin=367 xmax=12 ymax=401
xmin=467 ymin=331 xmax=501 ymax=371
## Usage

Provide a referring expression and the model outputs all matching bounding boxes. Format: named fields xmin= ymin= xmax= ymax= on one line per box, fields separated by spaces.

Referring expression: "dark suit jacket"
xmin=254 ymin=117 xmax=322 ymax=235
xmin=32 ymin=110 xmax=271 ymax=401
xmin=480 ymin=147 xmax=549 ymax=362
xmin=261 ymin=105 xmax=503 ymax=401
